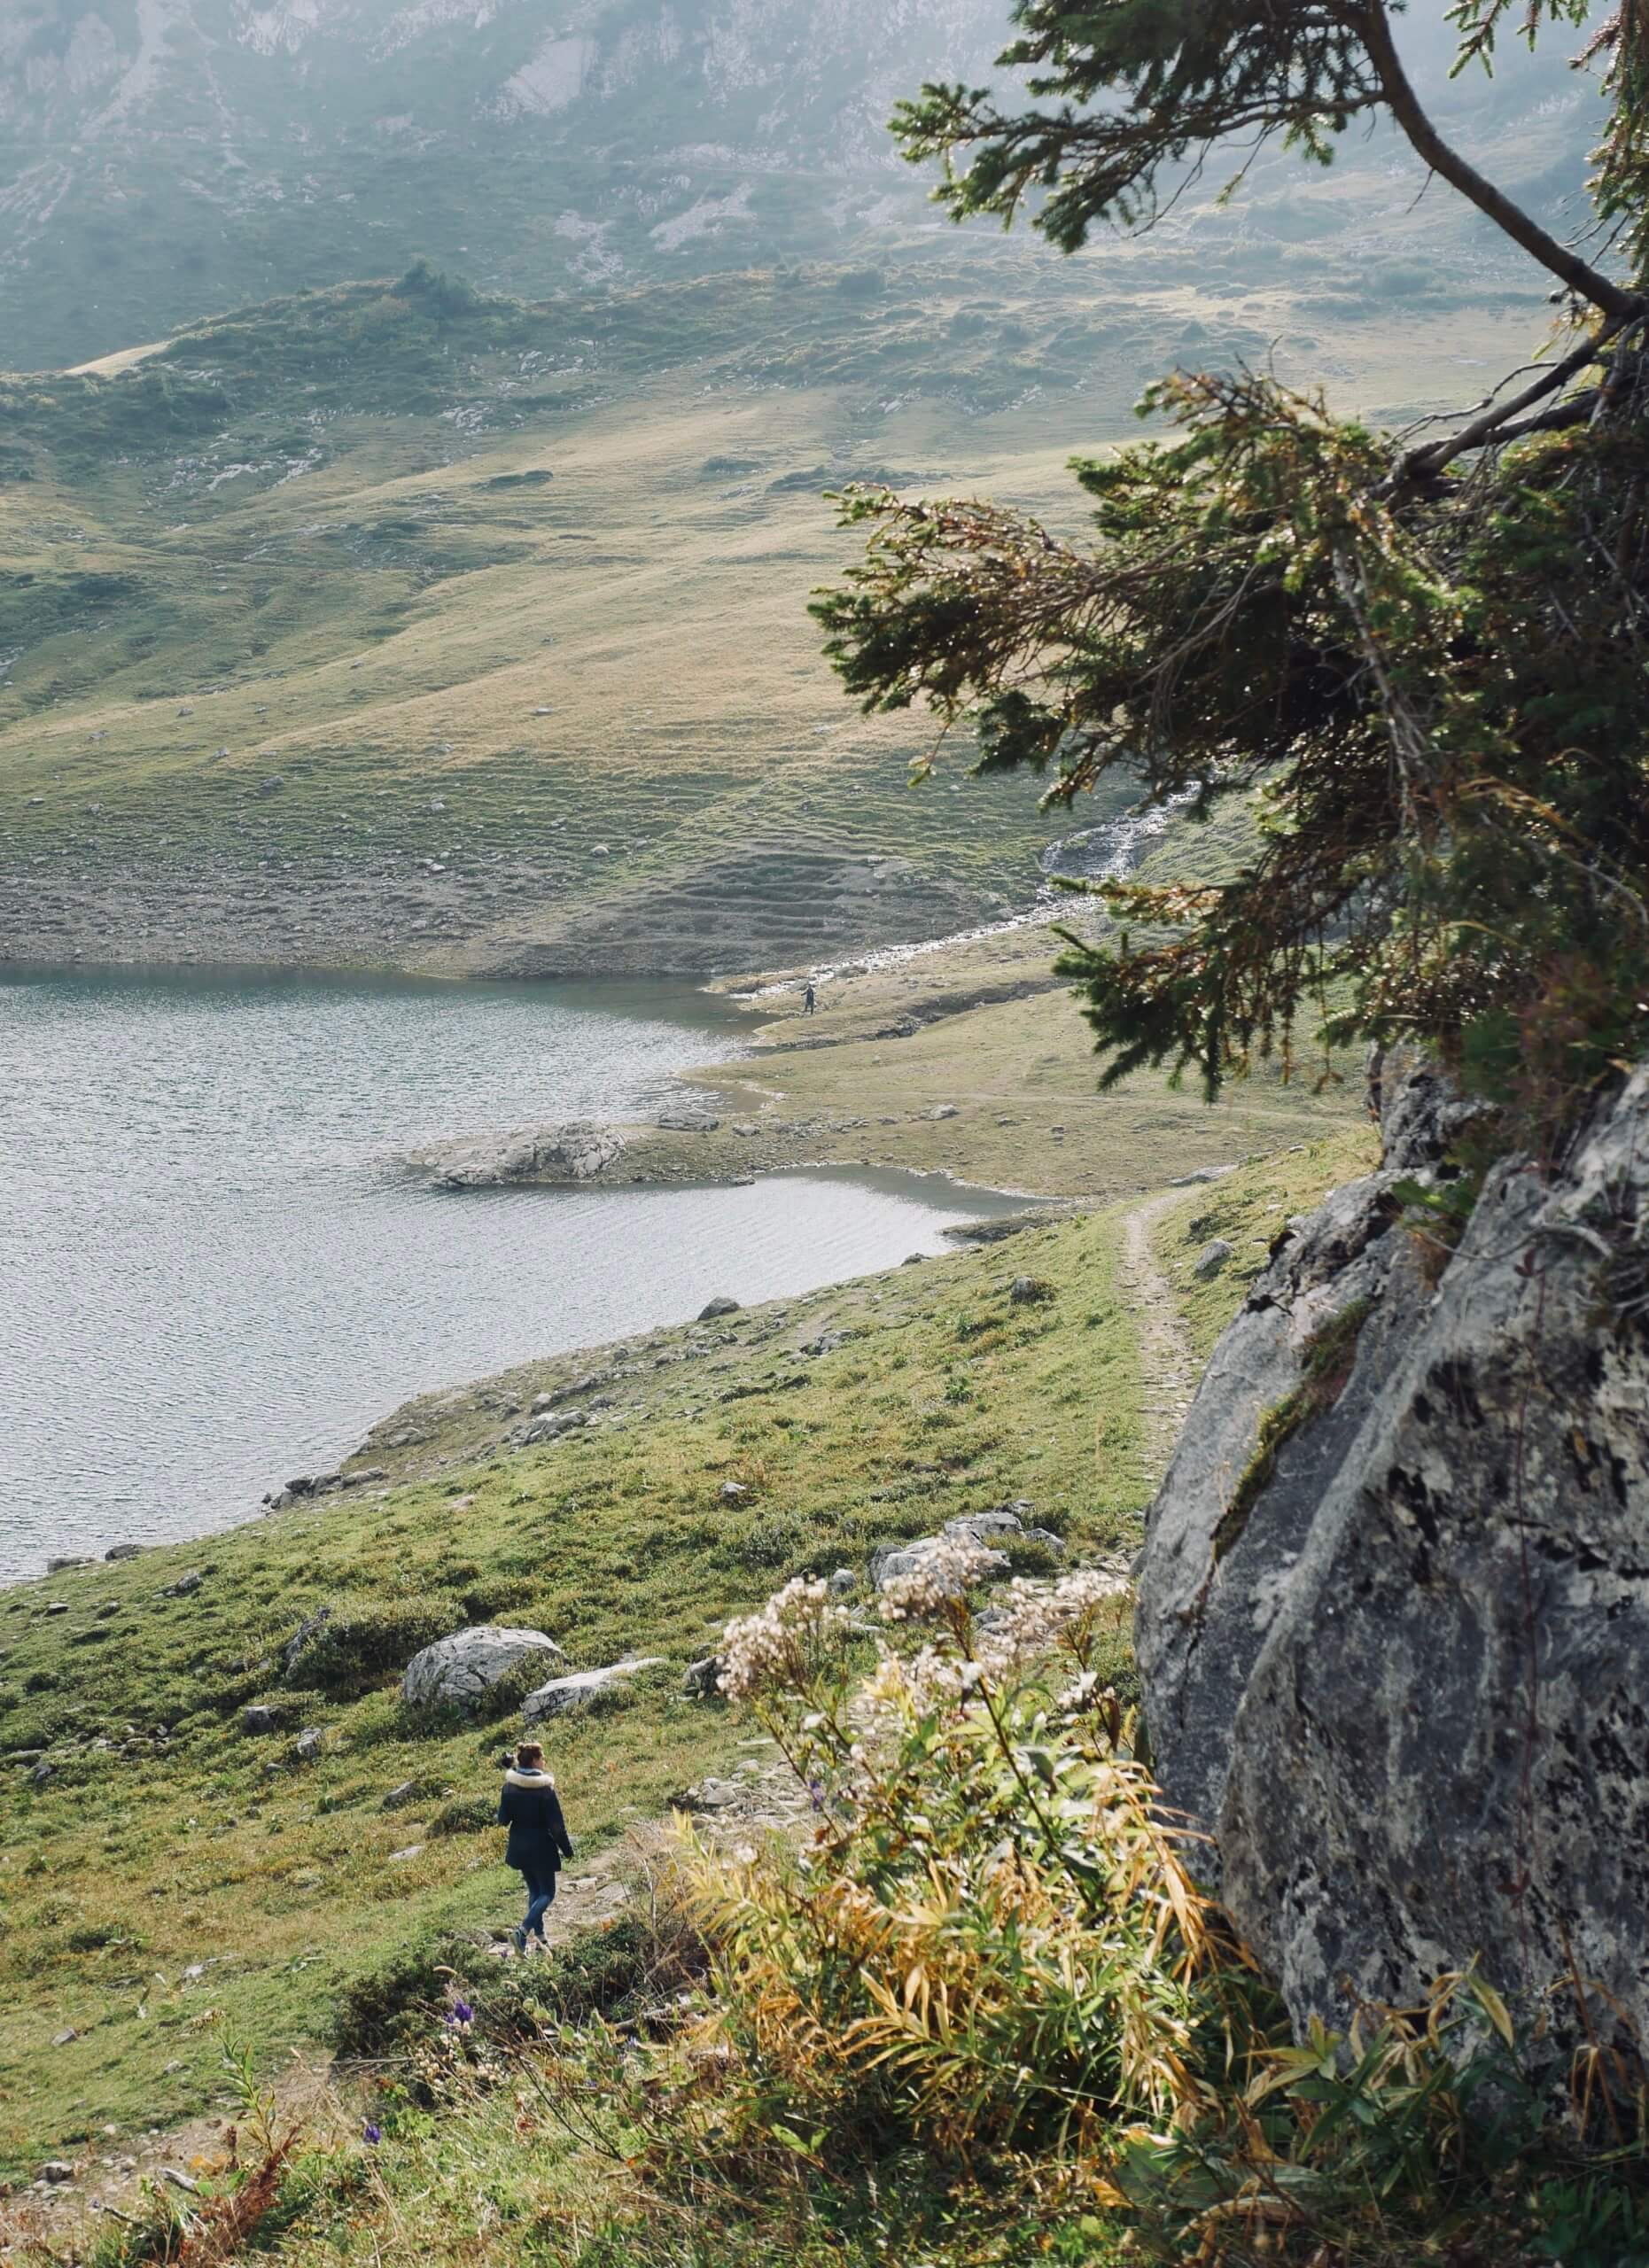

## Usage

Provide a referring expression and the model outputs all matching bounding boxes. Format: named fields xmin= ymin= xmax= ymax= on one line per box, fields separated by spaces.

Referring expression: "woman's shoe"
xmin=512 ymin=1925 xmax=527 ymax=1954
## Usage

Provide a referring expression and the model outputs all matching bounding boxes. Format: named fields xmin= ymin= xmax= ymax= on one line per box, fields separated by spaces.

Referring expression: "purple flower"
xmin=809 ymin=1778 xmax=826 ymax=1813
xmin=446 ymin=1998 xmax=475 ymax=2031
xmin=362 ymin=2121 xmax=381 ymax=2146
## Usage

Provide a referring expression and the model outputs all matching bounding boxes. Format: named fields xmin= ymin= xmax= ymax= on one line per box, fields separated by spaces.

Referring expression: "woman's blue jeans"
xmin=522 ymin=1866 xmax=557 ymax=1941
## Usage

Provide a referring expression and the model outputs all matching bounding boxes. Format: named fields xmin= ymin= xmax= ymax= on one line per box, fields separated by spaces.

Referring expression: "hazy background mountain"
xmin=0 ymin=0 xmax=1600 ymax=373
xmin=2 ymin=0 xmax=1017 ymax=370
xmin=0 ymin=0 xmax=1611 ymax=975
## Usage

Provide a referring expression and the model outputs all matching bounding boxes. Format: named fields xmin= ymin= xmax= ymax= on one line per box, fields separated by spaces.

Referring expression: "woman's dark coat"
xmin=497 ymin=1767 xmax=573 ymax=1876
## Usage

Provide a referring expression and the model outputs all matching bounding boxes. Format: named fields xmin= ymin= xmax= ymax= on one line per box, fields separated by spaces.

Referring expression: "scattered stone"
xmin=29 ymin=1760 xmax=52 ymax=1784
xmin=160 ymin=1570 xmax=205 ymax=1597
xmin=927 ymin=1104 xmax=960 ymax=1120
xmin=40 ymin=2161 xmax=74 ymax=2184
xmin=388 ymin=1844 xmax=424 ymax=1862
xmin=717 ymin=1480 xmax=750 ymax=1503
xmin=698 ymin=1295 xmax=741 ymax=1320
xmin=943 ymin=1509 xmax=1026 ymax=1544
xmin=44 ymin=1602 xmax=68 ymax=1616
xmin=1008 ymin=1275 xmax=1054 ymax=1304
xmin=51 ymin=2028 xmax=77 ymax=2047
xmin=242 ymin=1705 xmax=281 ymax=1735
xmin=383 ymin=1780 xmax=421 ymax=1809
xmin=731 ymin=1122 xmax=759 ymax=1137
xmin=294 ymin=1726 xmax=327 ymax=1762
xmin=670 ymin=1777 xmax=744 ymax=1814
xmin=1169 ymin=1164 xmax=1238 ymax=1186
xmin=401 ymin=1626 xmax=567 ymax=1712
xmin=522 ymin=1657 xmax=666 ymax=1722
xmin=104 ymin=1544 xmax=143 ymax=1561
xmin=828 ymin=1567 xmax=858 ymax=1596
xmin=512 ymin=1409 xmax=589 ymax=1448
xmin=1194 ymin=1239 xmax=1234 ymax=1278
xmin=870 ymin=1537 xmax=1010 ymax=1593
xmin=45 ymin=1556 xmax=90 ymax=1573
xmin=282 ymin=1606 xmax=333 ymax=1677
xmin=657 ymin=1107 xmax=719 ymax=1133
xmin=681 ymin=1656 xmax=724 ymax=1698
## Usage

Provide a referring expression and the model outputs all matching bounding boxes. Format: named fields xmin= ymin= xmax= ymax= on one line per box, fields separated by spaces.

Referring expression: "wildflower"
xmin=445 ymin=1997 xmax=475 ymax=2031
xmin=362 ymin=2121 xmax=381 ymax=2146
xmin=718 ymin=1575 xmax=850 ymax=1701
xmin=881 ymin=1536 xmax=1002 ymax=1620
xmin=972 ymin=1566 xmax=1129 ymax=1672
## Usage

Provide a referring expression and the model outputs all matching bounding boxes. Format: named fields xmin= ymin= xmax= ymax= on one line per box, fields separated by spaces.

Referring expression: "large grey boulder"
xmin=401 ymin=1626 xmax=566 ymax=1712
xmin=424 ymin=1122 xmax=624 ymax=1190
xmin=1137 ymin=1053 xmax=1649 ymax=2079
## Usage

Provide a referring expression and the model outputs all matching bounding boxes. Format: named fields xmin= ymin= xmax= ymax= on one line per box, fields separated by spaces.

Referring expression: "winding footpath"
xmin=1120 ymin=1186 xmax=1199 ymax=1480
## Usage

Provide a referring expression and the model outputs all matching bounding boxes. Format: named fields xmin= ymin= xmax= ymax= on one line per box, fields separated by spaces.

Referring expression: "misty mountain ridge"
xmin=1 ymin=0 xmax=1603 ymax=371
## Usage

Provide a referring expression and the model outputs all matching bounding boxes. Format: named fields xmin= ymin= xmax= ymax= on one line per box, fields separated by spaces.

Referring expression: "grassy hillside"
xmin=0 ymin=1125 xmax=1373 ymax=2197
xmin=0 ymin=255 xmax=1547 ymax=975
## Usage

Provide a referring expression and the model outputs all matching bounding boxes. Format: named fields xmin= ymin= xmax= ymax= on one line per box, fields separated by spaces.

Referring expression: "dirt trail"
xmin=1120 ymin=1186 xmax=1199 ymax=1479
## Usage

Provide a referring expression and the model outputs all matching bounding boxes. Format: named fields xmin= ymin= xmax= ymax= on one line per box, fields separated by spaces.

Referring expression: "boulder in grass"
xmin=522 ymin=1657 xmax=666 ymax=1722
xmin=402 ymin=1626 xmax=567 ymax=1713
xmin=869 ymin=1537 xmax=1011 ymax=1594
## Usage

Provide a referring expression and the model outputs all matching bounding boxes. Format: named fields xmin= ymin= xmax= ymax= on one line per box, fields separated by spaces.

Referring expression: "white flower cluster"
xmin=718 ymin=1576 xmax=849 ymax=1702
xmin=973 ymin=1567 xmax=1129 ymax=1673
xmin=881 ymin=1536 xmax=1003 ymax=1621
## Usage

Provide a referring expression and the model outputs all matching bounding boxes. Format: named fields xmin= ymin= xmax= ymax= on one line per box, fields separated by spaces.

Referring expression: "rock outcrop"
xmin=1136 ymin=1054 xmax=1649 ymax=2080
xmin=401 ymin=1626 xmax=566 ymax=1711
xmin=522 ymin=1656 xmax=666 ymax=1720
xmin=422 ymin=1122 xmax=624 ymax=1190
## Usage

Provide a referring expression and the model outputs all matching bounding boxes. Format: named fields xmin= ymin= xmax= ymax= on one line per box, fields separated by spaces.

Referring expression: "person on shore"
xmin=802 ymin=980 xmax=817 ymax=1015
xmin=497 ymin=1739 xmax=573 ymax=1952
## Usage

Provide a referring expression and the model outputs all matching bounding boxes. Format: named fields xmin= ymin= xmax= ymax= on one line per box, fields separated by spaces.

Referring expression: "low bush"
xmin=518 ymin=1560 xmax=1649 ymax=2267
xmin=431 ymin=1793 xmax=496 ymax=1837
xmin=292 ymin=1601 xmax=461 ymax=1699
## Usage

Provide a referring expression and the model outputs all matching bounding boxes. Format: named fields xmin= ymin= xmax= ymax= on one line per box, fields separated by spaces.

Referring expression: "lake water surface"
xmin=0 ymin=967 xmax=1019 ymax=1581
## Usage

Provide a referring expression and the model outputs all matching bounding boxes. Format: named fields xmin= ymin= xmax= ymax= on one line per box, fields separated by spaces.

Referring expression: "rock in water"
xmin=1136 ymin=1052 xmax=1649 ymax=2083
xmin=402 ymin=1627 xmax=567 ymax=1711
xmin=424 ymin=1122 xmax=624 ymax=1189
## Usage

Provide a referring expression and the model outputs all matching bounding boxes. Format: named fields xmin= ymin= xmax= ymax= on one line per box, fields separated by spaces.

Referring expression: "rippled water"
xmin=0 ymin=967 xmax=1017 ymax=1581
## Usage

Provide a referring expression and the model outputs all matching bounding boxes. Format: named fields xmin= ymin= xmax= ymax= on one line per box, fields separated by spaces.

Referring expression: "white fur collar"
xmin=504 ymin=1767 xmax=556 ymax=1790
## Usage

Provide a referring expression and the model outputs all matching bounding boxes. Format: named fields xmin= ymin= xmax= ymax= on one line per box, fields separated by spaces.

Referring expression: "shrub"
xmin=431 ymin=1794 xmax=495 ymax=1837
xmin=291 ymin=1601 xmax=460 ymax=1699
xmin=526 ymin=1570 xmax=1649 ymax=2265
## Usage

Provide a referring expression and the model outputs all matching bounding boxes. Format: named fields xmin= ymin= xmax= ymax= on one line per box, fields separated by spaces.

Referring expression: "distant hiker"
xmin=802 ymin=981 xmax=817 ymax=1015
xmin=498 ymin=1740 xmax=573 ymax=1952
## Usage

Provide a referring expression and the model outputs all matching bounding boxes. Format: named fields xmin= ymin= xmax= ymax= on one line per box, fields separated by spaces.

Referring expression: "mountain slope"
xmin=0 ymin=257 xmax=1551 ymax=975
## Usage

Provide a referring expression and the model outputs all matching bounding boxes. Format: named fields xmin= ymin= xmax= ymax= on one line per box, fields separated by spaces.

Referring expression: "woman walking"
xmin=497 ymin=1740 xmax=573 ymax=1952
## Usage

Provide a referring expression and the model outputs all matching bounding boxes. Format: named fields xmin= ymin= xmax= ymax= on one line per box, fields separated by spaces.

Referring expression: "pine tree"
xmin=813 ymin=0 xmax=1649 ymax=1122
